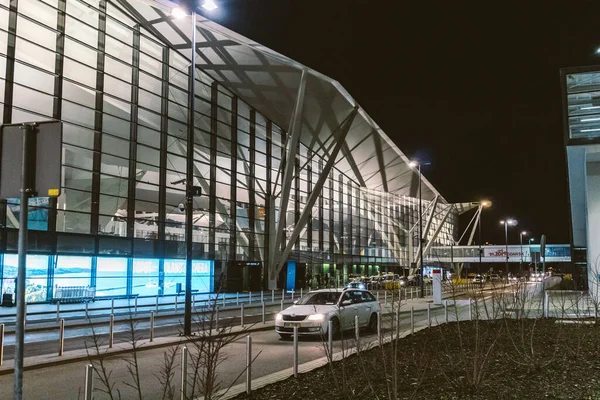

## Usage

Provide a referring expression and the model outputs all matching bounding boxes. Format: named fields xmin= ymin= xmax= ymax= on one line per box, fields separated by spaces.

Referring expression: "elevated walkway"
xmin=426 ymin=244 xmax=571 ymax=263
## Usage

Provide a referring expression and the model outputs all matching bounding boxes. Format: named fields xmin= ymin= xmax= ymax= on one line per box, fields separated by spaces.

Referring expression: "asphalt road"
xmin=0 ymin=301 xmax=472 ymax=400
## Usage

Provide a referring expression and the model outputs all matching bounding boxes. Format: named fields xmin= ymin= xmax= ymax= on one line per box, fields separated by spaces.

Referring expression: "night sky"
xmin=204 ymin=0 xmax=600 ymax=245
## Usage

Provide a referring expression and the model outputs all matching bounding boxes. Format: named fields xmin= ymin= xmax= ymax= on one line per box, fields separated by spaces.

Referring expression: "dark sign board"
xmin=0 ymin=121 xmax=62 ymax=199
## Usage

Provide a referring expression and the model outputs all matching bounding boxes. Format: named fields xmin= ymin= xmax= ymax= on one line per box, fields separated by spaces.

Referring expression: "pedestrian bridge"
xmin=425 ymin=244 xmax=571 ymax=263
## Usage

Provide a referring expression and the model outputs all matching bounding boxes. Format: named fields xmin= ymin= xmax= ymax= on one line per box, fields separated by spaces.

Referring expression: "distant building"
xmin=561 ymin=67 xmax=600 ymax=297
xmin=0 ymin=0 xmax=470 ymax=302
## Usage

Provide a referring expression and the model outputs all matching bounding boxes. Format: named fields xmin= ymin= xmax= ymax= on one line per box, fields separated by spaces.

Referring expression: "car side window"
xmin=361 ymin=291 xmax=375 ymax=302
xmin=340 ymin=291 xmax=352 ymax=304
xmin=350 ymin=290 xmax=363 ymax=304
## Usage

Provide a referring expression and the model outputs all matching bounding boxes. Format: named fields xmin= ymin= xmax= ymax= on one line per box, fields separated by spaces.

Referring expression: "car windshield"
xmin=296 ymin=292 xmax=341 ymax=305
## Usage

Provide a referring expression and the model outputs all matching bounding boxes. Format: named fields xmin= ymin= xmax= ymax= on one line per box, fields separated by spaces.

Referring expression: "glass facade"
xmin=0 ymin=0 xmax=458 ymax=302
xmin=565 ymin=71 xmax=600 ymax=140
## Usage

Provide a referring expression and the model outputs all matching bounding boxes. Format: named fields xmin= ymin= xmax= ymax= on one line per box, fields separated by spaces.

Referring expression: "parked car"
xmin=489 ymin=274 xmax=501 ymax=282
xmin=275 ymin=288 xmax=381 ymax=340
xmin=472 ymin=274 xmax=485 ymax=284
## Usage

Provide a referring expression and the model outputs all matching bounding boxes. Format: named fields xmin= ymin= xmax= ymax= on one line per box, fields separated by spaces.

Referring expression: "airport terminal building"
xmin=0 ymin=0 xmax=465 ymax=302
xmin=562 ymin=66 xmax=600 ymax=296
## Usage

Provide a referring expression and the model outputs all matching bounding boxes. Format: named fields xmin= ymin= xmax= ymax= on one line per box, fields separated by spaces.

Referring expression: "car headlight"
xmin=276 ymin=313 xmax=283 ymax=321
xmin=307 ymin=314 xmax=324 ymax=321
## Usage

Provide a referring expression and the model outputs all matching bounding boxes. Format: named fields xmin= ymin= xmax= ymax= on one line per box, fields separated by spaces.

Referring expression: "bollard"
xmin=355 ymin=315 xmax=360 ymax=344
xmin=215 ymin=306 xmax=219 ymax=330
xmin=300 ymin=288 xmax=303 ymax=299
xmin=293 ymin=326 xmax=299 ymax=378
xmin=469 ymin=298 xmax=473 ymax=321
xmin=85 ymin=300 xmax=89 ymax=319
xmin=246 ymin=335 xmax=252 ymax=395
xmin=271 ymin=289 xmax=275 ymax=303
xmin=241 ymin=303 xmax=245 ymax=327
xmin=410 ymin=306 xmax=414 ymax=335
xmin=249 ymin=291 xmax=252 ymax=305
xmin=291 ymin=290 xmax=294 ymax=301
xmin=109 ymin=313 xmax=114 ymax=348
xmin=84 ymin=364 xmax=93 ymax=400
xmin=56 ymin=301 xmax=60 ymax=322
xmin=261 ymin=290 xmax=264 ymax=304
xmin=175 ymin=295 xmax=178 ymax=312
xmin=384 ymin=291 xmax=387 ymax=305
xmin=328 ymin=319 xmax=333 ymax=358
xmin=150 ymin=311 xmax=155 ymax=342
xmin=236 ymin=292 xmax=239 ymax=306
xmin=282 ymin=289 xmax=285 ymax=302
xmin=181 ymin=346 xmax=188 ymax=400
xmin=427 ymin=302 xmax=431 ymax=328
xmin=410 ymin=287 xmax=413 ymax=300
xmin=376 ymin=291 xmax=379 ymax=302
xmin=111 ymin=298 xmax=115 ymax=315
xmin=281 ymin=299 xmax=284 ymax=311
xmin=0 ymin=324 xmax=4 ymax=366
xmin=156 ymin=295 xmax=159 ymax=313
xmin=544 ymin=291 xmax=549 ymax=318
xmin=134 ymin=297 xmax=138 ymax=316
xmin=377 ymin=311 xmax=382 ymax=342
xmin=58 ymin=318 xmax=65 ymax=356
xmin=444 ymin=300 xmax=448 ymax=323
xmin=262 ymin=302 xmax=265 ymax=324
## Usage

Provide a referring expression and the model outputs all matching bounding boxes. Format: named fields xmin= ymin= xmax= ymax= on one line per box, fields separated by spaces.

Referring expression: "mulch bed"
xmin=231 ymin=319 xmax=600 ymax=399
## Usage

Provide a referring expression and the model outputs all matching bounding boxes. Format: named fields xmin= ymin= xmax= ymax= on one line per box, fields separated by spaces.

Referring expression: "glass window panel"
xmin=13 ymin=84 xmax=53 ymax=116
xmin=64 ymin=58 xmax=96 ymax=88
xmin=138 ymin=125 xmax=160 ymax=148
xmin=100 ymin=153 xmax=128 ymax=176
xmin=104 ymin=76 xmax=132 ymax=103
xmin=15 ymin=37 xmax=55 ymax=72
xmin=139 ymin=71 xmax=161 ymax=94
xmin=132 ymin=258 xmax=159 ymax=296
xmin=138 ymin=144 xmax=160 ymax=166
xmin=139 ymin=52 xmax=161 ymax=76
xmin=63 ymin=80 xmax=96 ymax=108
xmin=105 ymin=56 xmax=132 ymax=83
xmin=96 ymin=257 xmax=127 ymax=296
xmin=18 ymin=0 xmax=57 ymax=30
xmin=105 ymin=34 xmax=132 ymax=62
xmin=54 ymin=255 xmax=91 ymax=285
xmin=139 ymin=89 xmax=161 ymax=113
xmin=103 ymin=114 xmax=130 ymax=139
xmin=138 ymin=108 xmax=161 ymax=130
xmin=102 ymin=133 xmax=130 ymax=158
xmin=65 ymin=15 xmax=98 ymax=47
xmin=64 ymin=37 xmax=97 ymax=68
xmin=140 ymin=35 xmax=163 ymax=60
xmin=63 ymin=166 xmax=92 ymax=191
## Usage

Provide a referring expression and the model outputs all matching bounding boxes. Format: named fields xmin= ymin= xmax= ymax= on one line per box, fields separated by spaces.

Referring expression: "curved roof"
xmin=117 ymin=0 xmax=444 ymax=201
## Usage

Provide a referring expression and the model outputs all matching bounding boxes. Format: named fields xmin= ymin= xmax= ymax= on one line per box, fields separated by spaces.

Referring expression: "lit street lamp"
xmin=479 ymin=200 xmax=491 ymax=268
xmin=529 ymin=237 xmax=535 ymax=274
xmin=519 ymin=231 xmax=527 ymax=276
xmin=500 ymin=219 xmax=517 ymax=282
xmin=409 ymin=160 xmax=430 ymax=298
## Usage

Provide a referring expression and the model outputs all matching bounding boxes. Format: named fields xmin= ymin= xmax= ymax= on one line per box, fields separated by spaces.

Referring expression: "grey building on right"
xmin=561 ymin=67 xmax=600 ymax=297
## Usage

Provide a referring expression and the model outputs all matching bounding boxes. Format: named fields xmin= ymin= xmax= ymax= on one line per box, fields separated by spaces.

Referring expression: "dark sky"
xmin=205 ymin=0 xmax=600 ymax=245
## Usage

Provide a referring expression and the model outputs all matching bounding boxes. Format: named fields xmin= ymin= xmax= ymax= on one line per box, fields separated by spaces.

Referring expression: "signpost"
xmin=0 ymin=121 xmax=62 ymax=400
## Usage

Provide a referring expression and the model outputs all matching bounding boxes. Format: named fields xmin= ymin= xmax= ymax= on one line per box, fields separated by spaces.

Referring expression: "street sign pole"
xmin=14 ymin=124 xmax=33 ymax=400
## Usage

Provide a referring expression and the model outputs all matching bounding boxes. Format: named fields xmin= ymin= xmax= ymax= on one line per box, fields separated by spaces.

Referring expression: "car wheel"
xmin=278 ymin=333 xmax=291 ymax=340
xmin=330 ymin=317 xmax=341 ymax=339
xmin=368 ymin=313 xmax=378 ymax=333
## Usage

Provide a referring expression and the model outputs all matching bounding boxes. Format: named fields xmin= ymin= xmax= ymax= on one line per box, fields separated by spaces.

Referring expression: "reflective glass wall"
xmin=0 ymin=0 xmax=457 ymax=302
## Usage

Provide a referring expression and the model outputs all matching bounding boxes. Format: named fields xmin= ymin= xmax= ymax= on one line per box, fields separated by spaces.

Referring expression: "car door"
xmin=338 ymin=290 xmax=358 ymax=330
xmin=349 ymin=290 xmax=368 ymax=327
xmin=358 ymin=291 xmax=376 ymax=326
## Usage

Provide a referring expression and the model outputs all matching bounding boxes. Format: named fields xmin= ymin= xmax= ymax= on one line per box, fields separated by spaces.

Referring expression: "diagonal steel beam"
xmin=273 ymin=107 xmax=359 ymax=277
xmin=413 ymin=195 xmax=439 ymax=268
xmin=372 ymin=132 xmax=388 ymax=192
xmin=422 ymin=204 xmax=454 ymax=258
xmin=270 ymin=68 xmax=308 ymax=266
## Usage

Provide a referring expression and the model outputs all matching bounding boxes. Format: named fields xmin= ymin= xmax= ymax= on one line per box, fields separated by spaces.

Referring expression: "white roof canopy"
xmin=116 ymin=0 xmax=444 ymax=201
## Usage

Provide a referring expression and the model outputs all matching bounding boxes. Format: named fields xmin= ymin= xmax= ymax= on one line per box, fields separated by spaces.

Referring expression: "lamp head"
xmin=409 ymin=161 xmax=418 ymax=168
xmin=171 ymin=7 xmax=187 ymax=18
xmin=481 ymin=200 xmax=491 ymax=207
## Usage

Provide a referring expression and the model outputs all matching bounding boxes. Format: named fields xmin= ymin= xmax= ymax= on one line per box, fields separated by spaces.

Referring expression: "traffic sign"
xmin=0 ymin=121 xmax=62 ymax=199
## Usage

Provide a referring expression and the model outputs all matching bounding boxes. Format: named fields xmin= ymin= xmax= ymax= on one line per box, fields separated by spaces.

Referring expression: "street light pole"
xmin=500 ymin=219 xmax=516 ymax=283
xmin=519 ymin=231 xmax=526 ymax=277
xmin=418 ymin=164 xmax=424 ymax=298
xmin=184 ymin=8 xmax=197 ymax=337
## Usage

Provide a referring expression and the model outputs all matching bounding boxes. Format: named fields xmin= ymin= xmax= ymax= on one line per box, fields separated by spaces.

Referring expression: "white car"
xmin=275 ymin=288 xmax=381 ymax=340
